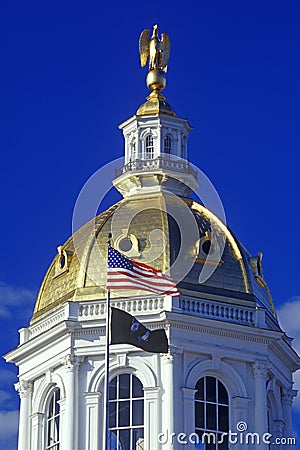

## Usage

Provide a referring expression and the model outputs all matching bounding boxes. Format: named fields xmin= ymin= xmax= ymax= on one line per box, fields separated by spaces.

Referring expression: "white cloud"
xmin=0 ymin=306 xmax=12 ymax=318
xmin=0 ymin=390 xmax=11 ymax=404
xmin=0 ymin=410 xmax=19 ymax=441
xmin=277 ymin=296 xmax=300 ymax=412
xmin=0 ymin=281 xmax=36 ymax=319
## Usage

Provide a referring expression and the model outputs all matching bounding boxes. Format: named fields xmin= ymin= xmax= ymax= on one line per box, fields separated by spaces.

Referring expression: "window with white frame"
xmin=181 ymin=135 xmax=186 ymax=159
xmin=131 ymin=140 xmax=136 ymax=160
xmin=164 ymin=135 xmax=172 ymax=155
xmin=145 ymin=135 xmax=154 ymax=159
xmin=195 ymin=376 xmax=229 ymax=450
xmin=46 ymin=388 xmax=60 ymax=450
xmin=108 ymin=374 xmax=144 ymax=450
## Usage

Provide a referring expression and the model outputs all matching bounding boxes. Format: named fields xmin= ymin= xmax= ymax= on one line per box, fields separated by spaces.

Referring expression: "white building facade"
xmin=5 ymin=29 xmax=300 ymax=450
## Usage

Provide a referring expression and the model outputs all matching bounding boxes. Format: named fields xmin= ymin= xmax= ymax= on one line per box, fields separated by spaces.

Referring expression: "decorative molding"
xmin=212 ymin=356 xmax=221 ymax=370
xmin=162 ymin=353 xmax=174 ymax=364
xmin=232 ymin=396 xmax=251 ymax=408
xmin=282 ymin=388 xmax=297 ymax=406
xmin=73 ymin=328 xmax=105 ymax=337
xmin=63 ymin=354 xmax=84 ymax=372
xmin=15 ymin=380 xmax=33 ymax=398
xmin=181 ymin=387 xmax=197 ymax=401
xmin=88 ymin=356 xmax=157 ymax=393
xmin=170 ymin=321 xmax=272 ymax=344
xmin=116 ymin=353 xmax=128 ymax=367
xmin=253 ymin=360 xmax=269 ymax=378
xmin=29 ymin=307 xmax=66 ymax=339
xmin=186 ymin=358 xmax=248 ymax=398
xmin=52 ymin=246 xmax=73 ymax=279
xmin=143 ymin=386 xmax=160 ymax=400
xmin=169 ymin=344 xmax=184 ymax=356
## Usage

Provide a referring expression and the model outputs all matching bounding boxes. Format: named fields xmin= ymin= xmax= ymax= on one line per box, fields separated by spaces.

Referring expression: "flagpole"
xmin=103 ymin=233 xmax=112 ymax=450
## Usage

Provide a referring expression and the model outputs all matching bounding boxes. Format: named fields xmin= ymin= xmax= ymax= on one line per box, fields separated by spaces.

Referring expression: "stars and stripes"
xmin=107 ymin=246 xmax=179 ymax=296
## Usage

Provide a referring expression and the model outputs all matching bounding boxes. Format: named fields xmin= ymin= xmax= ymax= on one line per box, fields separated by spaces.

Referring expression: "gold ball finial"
xmin=146 ymin=70 xmax=166 ymax=92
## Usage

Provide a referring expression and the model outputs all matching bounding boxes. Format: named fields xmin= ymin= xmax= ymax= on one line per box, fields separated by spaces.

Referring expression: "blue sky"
xmin=0 ymin=0 xmax=299 ymax=447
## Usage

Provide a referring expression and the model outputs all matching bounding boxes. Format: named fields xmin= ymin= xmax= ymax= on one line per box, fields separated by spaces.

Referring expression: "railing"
xmin=78 ymin=297 xmax=165 ymax=320
xmin=24 ymin=295 xmax=261 ymax=342
xmin=179 ymin=297 xmax=255 ymax=326
xmin=115 ymin=156 xmax=198 ymax=180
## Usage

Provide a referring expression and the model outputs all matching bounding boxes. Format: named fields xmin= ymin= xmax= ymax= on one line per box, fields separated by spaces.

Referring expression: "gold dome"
xmin=31 ymin=193 xmax=275 ymax=323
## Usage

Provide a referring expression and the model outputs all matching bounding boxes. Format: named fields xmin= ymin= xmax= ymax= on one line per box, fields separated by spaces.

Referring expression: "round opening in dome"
xmin=59 ymin=254 xmax=66 ymax=269
xmin=118 ymin=237 xmax=133 ymax=252
xmin=202 ymin=240 xmax=211 ymax=255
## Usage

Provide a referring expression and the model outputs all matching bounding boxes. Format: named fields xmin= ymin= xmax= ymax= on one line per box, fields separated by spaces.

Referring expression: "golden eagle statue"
xmin=139 ymin=24 xmax=170 ymax=73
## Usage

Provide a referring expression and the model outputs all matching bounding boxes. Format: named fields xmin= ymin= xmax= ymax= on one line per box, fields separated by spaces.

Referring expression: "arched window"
xmin=145 ymin=135 xmax=154 ymax=159
xmin=108 ymin=374 xmax=144 ymax=449
xmin=46 ymin=388 xmax=60 ymax=450
xmin=195 ymin=376 xmax=229 ymax=449
xmin=164 ymin=135 xmax=172 ymax=155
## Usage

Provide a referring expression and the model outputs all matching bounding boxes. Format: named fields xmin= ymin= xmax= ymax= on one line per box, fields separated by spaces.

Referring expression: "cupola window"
xmin=108 ymin=374 xmax=144 ymax=449
xmin=164 ymin=135 xmax=172 ymax=155
xmin=131 ymin=140 xmax=136 ymax=160
xmin=145 ymin=135 xmax=154 ymax=159
xmin=195 ymin=376 xmax=229 ymax=449
xmin=46 ymin=388 xmax=61 ymax=450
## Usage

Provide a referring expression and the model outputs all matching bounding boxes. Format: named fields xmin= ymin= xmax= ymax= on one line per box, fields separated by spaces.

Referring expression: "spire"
xmin=137 ymin=24 xmax=176 ymax=116
xmin=113 ymin=25 xmax=197 ymax=198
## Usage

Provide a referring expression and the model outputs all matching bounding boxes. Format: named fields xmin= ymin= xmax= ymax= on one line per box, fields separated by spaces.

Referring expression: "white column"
xmin=282 ymin=388 xmax=296 ymax=449
xmin=144 ymin=386 xmax=160 ymax=450
xmin=181 ymin=388 xmax=197 ymax=450
xmin=273 ymin=420 xmax=285 ymax=450
xmin=161 ymin=353 xmax=174 ymax=450
xmin=85 ymin=392 xmax=102 ymax=450
xmin=15 ymin=380 xmax=33 ymax=450
xmin=231 ymin=396 xmax=251 ymax=450
xmin=31 ymin=412 xmax=44 ymax=450
xmin=157 ymin=123 xmax=162 ymax=157
xmin=175 ymin=129 xmax=180 ymax=157
xmin=253 ymin=361 xmax=269 ymax=449
xmin=61 ymin=354 xmax=82 ymax=450
xmin=124 ymin=133 xmax=129 ymax=163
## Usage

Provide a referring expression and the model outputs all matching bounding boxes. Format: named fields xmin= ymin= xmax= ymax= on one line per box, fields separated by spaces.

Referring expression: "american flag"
xmin=107 ymin=246 xmax=180 ymax=297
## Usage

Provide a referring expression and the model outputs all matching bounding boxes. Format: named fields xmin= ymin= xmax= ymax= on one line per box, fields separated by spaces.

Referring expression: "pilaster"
xmin=273 ymin=420 xmax=285 ymax=450
xmin=85 ymin=392 xmax=102 ymax=450
xmin=61 ymin=354 xmax=83 ymax=450
xmin=181 ymin=388 xmax=197 ymax=450
xmin=282 ymin=388 xmax=297 ymax=448
xmin=252 ymin=361 xmax=269 ymax=449
xmin=15 ymin=380 xmax=33 ymax=450
xmin=231 ymin=396 xmax=251 ymax=450
xmin=144 ymin=386 xmax=160 ymax=450
xmin=31 ymin=412 xmax=44 ymax=450
xmin=161 ymin=352 xmax=174 ymax=450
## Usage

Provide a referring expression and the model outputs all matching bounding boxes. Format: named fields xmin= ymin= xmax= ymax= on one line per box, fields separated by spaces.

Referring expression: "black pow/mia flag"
xmin=110 ymin=307 xmax=168 ymax=353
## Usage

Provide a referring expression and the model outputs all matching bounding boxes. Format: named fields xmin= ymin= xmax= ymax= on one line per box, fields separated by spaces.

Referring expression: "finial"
xmin=137 ymin=25 xmax=175 ymax=116
xmin=139 ymin=24 xmax=170 ymax=93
